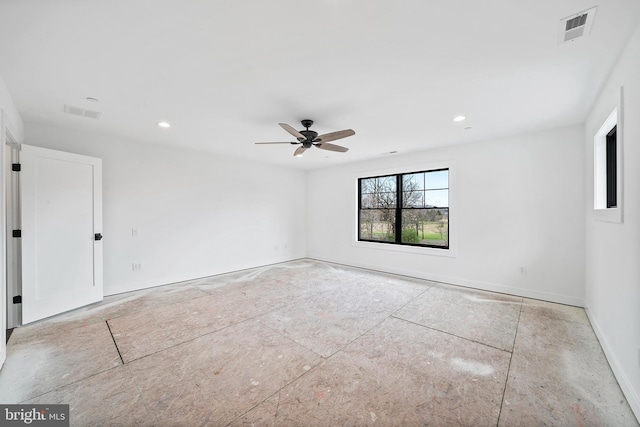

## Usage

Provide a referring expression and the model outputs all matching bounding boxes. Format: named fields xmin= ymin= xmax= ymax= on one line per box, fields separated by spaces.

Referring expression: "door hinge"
xmin=12 ymin=229 xmax=21 ymax=238
xmin=11 ymin=163 xmax=21 ymax=172
xmin=13 ymin=295 xmax=22 ymax=304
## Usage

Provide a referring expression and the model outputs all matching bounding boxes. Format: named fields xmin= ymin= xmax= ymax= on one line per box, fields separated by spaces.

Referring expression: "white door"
xmin=20 ymin=145 xmax=103 ymax=324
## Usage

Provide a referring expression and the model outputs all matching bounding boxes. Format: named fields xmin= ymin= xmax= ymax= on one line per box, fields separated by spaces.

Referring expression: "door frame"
xmin=1 ymin=110 xmax=17 ymax=369
xmin=5 ymin=139 xmax=20 ymax=329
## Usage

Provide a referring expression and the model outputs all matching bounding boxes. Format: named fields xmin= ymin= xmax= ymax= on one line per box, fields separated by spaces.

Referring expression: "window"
xmin=358 ymin=168 xmax=449 ymax=249
xmin=605 ymin=126 xmax=617 ymax=208
xmin=594 ymin=104 xmax=622 ymax=223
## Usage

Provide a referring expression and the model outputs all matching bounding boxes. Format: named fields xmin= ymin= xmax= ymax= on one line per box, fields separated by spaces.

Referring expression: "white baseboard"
xmin=306 ymin=255 xmax=584 ymax=307
xmin=104 ymin=257 xmax=308 ymax=296
xmin=585 ymin=308 xmax=640 ymax=423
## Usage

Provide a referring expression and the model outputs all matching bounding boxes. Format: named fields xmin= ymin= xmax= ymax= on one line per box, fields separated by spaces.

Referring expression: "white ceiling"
xmin=1 ymin=1 xmax=639 ymax=169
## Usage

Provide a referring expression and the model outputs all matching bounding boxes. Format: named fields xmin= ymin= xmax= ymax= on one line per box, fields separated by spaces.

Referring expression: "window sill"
xmin=593 ymin=207 xmax=622 ymax=224
xmin=352 ymin=239 xmax=457 ymax=258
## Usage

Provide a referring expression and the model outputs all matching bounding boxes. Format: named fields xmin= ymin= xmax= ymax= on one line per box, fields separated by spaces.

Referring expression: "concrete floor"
xmin=0 ymin=259 xmax=637 ymax=426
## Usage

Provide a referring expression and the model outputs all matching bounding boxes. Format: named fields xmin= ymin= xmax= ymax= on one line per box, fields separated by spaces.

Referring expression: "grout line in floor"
xmin=226 ymin=285 xmax=436 ymax=425
xmin=390 ymin=284 xmax=435 ymax=317
xmin=225 ymin=357 xmax=326 ymax=427
xmin=314 ymin=284 xmax=439 ymax=359
xmin=255 ymin=319 xmax=326 ymax=359
xmin=117 ymin=296 xmax=319 ymax=364
xmin=226 ymin=307 xmax=408 ymax=426
xmin=255 ymin=284 xmax=435 ymax=361
xmin=105 ymin=320 xmax=125 ymax=365
xmin=390 ymin=314 xmax=514 ymax=354
xmin=496 ymin=299 xmax=524 ymax=426
xmin=254 ymin=285 xmax=485 ymax=416
xmin=17 ymin=364 xmax=125 ymax=404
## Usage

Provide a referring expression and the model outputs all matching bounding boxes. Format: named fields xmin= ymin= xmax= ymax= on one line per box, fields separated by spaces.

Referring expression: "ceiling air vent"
xmin=558 ymin=6 xmax=597 ymax=44
xmin=63 ymin=104 xmax=102 ymax=119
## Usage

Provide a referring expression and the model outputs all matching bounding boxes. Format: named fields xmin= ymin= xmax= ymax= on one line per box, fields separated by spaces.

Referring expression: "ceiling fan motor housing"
xmin=299 ymin=130 xmax=318 ymax=144
xmin=299 ymin=120 xmax=318 ymax=146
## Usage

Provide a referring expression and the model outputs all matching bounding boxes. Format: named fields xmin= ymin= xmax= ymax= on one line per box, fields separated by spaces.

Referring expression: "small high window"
xmin=605 ymin=126 xmax=617 ymax=208
xmin=594 ymin=106 xmax=622 ymax=223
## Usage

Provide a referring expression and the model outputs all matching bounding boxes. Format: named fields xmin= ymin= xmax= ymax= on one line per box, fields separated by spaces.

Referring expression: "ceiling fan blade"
xmin=279 ymin=123 xmax=306 ymax=140
xmin=315 ymin=142 xmax=349 ymax=153
xmin=315 ymin=129 xmax=355 ymax=143
xmin=255 ymin=141 xmax=298 ymax=144
xmin=293 ymin=146 xmax=308 ymax=157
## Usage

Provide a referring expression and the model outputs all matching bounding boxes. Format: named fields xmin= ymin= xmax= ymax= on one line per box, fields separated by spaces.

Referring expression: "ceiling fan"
xmin=255 ymin=119 xmax=355 ymax=157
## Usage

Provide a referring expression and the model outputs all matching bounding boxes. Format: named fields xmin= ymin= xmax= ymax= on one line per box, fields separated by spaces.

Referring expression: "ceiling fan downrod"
xmin=299 ymin=120 xmax=318 ymax=143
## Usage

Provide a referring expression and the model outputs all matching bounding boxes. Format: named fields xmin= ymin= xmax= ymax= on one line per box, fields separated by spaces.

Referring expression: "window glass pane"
xmin=424 ymin=189 xmax=448 ymax=207
xmin=402 ymin=173 xmax=424 ymax=191
xmin=361 ymin=191 xmax=397 ymax=208
xmin=360 ymin=177 xmax=396 ymax=208
xmin=364 ymin=176 xmax=396 ymax=208
xmin=402 ymin=173 xmax=423 ymax=207
xmin=401 ymin=208 xmax=448 ymax=247
xmin=361 ymin=192 xmax=373 ymax=208
xmin=378 ymin=176 xmax=396 ymax=192
xmin=425 ymin=170 xmax=448 ymax=190
xmin=402 ymin=191 xmax=423 ymax=208
xmin=377 ymin=176 xmax=397 ymax=208
xmin=606 ymin=127 xmax=617 ymax=208
xmin=360 ymin=178 xmax=376 ymax=195
xmin=365 ymin=192 xmax=396 ymax=208
xmin=359 ymin=209 xmax=396 ymax=242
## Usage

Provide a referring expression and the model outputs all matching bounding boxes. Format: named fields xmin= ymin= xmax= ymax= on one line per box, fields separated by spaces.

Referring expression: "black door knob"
xmin=94 ymin=233 xmax=103 ymax=241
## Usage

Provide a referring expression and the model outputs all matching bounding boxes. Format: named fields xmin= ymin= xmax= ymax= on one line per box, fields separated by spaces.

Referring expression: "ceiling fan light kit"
xmin=256 ymin=119 xmax=355 ymax=157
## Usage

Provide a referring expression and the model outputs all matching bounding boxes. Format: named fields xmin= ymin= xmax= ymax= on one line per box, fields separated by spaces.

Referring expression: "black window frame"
xmin=358 ymin=168 xmax=449 ymax=249
xmin=606 ymin=125 xmax=617 ymax=208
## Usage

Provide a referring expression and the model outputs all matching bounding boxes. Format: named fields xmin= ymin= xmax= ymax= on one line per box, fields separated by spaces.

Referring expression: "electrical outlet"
xmin=132 ymin=262 xmax=142 ymax=271
xmin=519 ymin=266 xmax=527 ymax=275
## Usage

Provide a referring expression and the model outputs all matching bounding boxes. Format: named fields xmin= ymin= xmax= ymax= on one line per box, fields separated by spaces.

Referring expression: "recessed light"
xmin=465 ymin=126 xmax=473 ymax=130
xmin=85 ymin=97 xmax=99 ymax=102
xmin=158 ymin=121 xmax=171 ymax=128
xmin=452 ymin=115 xmax=466 ymax=122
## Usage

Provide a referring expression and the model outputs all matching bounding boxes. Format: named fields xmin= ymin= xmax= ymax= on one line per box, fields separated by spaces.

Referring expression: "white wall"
xmin=585 ymin=23 xmax=640 ymax=419
xmin=0 ymin=78 xmax=23 ymax=144
xmin=25 ymin=122 xmax=307 ymax=295
xmin=307 ymin=124 xmax=586 ymax=306
xmin=0 ymin=75 xmax=24 ymax=368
